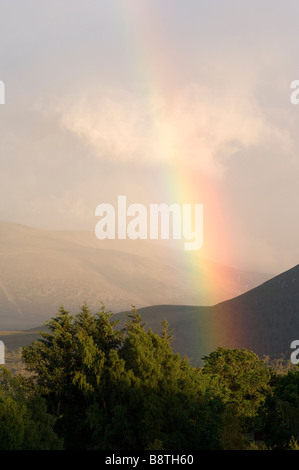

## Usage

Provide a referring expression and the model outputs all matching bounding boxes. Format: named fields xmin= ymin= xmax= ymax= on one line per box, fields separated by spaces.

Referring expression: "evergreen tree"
xmin=202 ymin=347 xmax=272 ymax=418
xmin=85 ymin=310 xmax=223 ymax=450
xmin=22 ymin=303 xmax=122 ymax=448
xmin=0 ymin=368 xmax=62 ymax=450
xmin=261 ymin=367 xmax=299 ymax=449
xmin=201 ymin=347 xmax=273 ymax=449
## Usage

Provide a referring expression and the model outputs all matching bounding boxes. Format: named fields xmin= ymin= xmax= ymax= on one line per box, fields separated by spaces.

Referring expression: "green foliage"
xmin=197 ymin=347 xmax=274 ymax=449
xmin=9 ymin=303 xmax=299 ymax=451
xmin=261 ymin=367 xmax=299 ymax=449
xmin=218 ymin=405 xmax=248 ymax=450
xmin=22 ymin=303 xmax=123 ymax=449
xmin=83 ymin=311 xmax=224 ymax=450
xmin=288 ymin=436 xmax=299 ymax=450
xmin=22 ymin=304 xmax=225 ymax=449
xmin=202 ymin=347 xmax=272 ymax=418
xmin=0 ymin=367 xmax=62 ymax=449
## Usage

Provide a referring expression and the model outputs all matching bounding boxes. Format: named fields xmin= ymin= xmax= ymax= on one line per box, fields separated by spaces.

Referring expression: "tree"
xmin=202 ymin=347 xmax=272 ymax=418
xmin=22 ymin=305 xmax=75 ymax=408
xmin=22 ymin=303 xmax=122 ymax=449
xmin=0 ymin=368 xmax=62 ymax=450
xmin=85 ymin=313 xmax=223 ymax=450
xmin=23 ymin=305 xmax=224 ymax=450
xmin=201 ymin=347 xmax=273 ymax=449
xmin=261 ymin=367 xmax=299 ymax=449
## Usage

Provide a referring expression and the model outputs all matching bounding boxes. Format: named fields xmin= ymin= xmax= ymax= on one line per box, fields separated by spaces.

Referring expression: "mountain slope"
xmin=2 ymin=266 xmax=298 ymax=367
xmin=210 ymin=264 xmax=299 ymax=357
xmin=0 ymin=221 xmax=271 ymax=330
xmin=132 ymin=265 xmax=299 ymax=364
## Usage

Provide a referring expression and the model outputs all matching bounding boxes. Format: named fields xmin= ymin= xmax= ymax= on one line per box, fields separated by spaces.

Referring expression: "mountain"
xmin=0 ymin=221 xmax=272 ymax=330
xmin=1 ymin=265 xmax=298 ymax=368
xmin=209 ymin=264 xmax=299 ymax=358
xmin=131 ymin=265 xmax=299 ymax=364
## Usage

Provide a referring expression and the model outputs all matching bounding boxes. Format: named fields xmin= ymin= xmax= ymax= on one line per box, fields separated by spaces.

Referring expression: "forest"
xmin=0 ymin=303 xmax=299 ymax=451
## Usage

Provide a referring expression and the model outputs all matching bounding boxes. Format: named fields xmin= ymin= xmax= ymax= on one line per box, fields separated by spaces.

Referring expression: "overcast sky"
xmin=1 ymin=0 xmax=299 ymax=274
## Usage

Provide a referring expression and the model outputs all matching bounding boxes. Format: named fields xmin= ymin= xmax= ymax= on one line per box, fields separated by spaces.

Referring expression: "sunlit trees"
xmin=22 ymin=304 xmax=224 ymax=450
xmin=261 ymin=367 xmax=299 ymax=449
xmin=22 ymin=303 xmax=123 ymax=449
xmin=20 ymin=303 xmax=299 ymax=451
xmin=0 ymin=368 xmax=62 ymax=450
xmin=200 ymin=347 xmax=273 ymax=449
xmin=201 ymin=347 xmax=272 ymax=417
xmin=89 ymin=310 xmax=223 ymax=450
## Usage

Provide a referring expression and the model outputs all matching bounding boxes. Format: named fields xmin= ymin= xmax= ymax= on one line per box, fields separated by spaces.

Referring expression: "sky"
xmin=1 ymin=0 xmax=299 ymax=274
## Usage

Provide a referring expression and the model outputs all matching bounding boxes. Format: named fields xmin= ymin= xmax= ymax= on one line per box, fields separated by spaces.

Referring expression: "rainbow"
xmin=109 ymin=1 xmax=245 ymax=356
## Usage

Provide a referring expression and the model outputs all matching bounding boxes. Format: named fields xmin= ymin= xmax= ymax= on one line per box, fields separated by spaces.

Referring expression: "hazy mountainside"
xmin=1 ymin=265 xmax=299 ymax=368
xmin=0 ymin=221 xmax=271 ymax=330
xmin=209 ymin=264 xmax=299 ymax=358
xmin=132 ymin=265 xmax=299 ymax=364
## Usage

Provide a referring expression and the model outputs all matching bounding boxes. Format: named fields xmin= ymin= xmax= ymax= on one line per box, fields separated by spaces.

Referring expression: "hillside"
xmin=1 ymin=220 xmax=294 ymax=368
xmin=2 ymin=265 xmax=299 ymax=369
xmin=132 ymin=265 xmax=299 ymax=364
xmin=0 ymin=221 xmax=271 ymax=330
